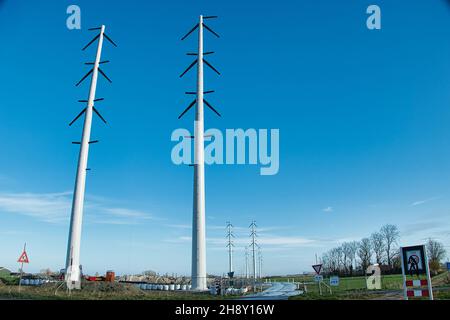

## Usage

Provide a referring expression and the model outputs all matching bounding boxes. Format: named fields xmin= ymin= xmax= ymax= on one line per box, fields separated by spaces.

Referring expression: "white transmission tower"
xmin=65 ymin=25 xmax=116 ymax=290
xmin=249 ymin=221 xmax=258 ymax=291
xmin=226 ymin=222 xmax=235 ymax=278
xmin=178 ymin=15 xmax=221 ymax=291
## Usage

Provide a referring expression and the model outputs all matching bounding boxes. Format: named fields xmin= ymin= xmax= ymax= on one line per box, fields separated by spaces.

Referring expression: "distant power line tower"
xmin=245 ymin=246 xmax=249 ymax=279
xmin=249 ymin=221 xmax=258 ymax=291
xmin=226 ymin=222 xmax=234 ymax=278
xmin=65 ymin=25 xmax=116 ymax=290
xmin=178 ymin=15 xmax=221 ymax=291
xmin=258 ymin=247 xmax=263 ymax=279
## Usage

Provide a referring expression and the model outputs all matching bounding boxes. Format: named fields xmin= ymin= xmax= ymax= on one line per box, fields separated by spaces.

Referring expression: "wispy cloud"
xmin=165 ymin=234 xmax=356 ymax=250
xmin=323 ymin=206 xmax=333 ymax=213
xmin=400 ymin=218 xmax=450 ymax=245
xmin=0 ymin=191 xmax=157 ymax=225
xmin=165 ymin=224 xmax=191 ymax=229
xmin=411 ymin=197 xmax=440 ymax=207
xmin=101 ymin=208 xmax=154 ymax=220
xmin=401 ymin=221 xmax=442 ymax=235
xmin=0 ymin=192 xmax=72 ymax=223
xmin=166 ymin=223 xmax=292 ymax=233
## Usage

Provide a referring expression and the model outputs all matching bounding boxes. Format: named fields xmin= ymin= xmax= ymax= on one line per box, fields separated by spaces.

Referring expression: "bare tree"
xmin=426 ymin=239 xmax=446 ymax=275
xmin=380 ymin=224 xmax=400 ymax=268
xmin=342 ymin=242 xmax=352 ymax=274
xmin=327 ymin=247 xmax=342 ymax=273
xmin=321 ymin=252 xmax=331 ymax=274
xmin=342 ymin=242 xmax=358 ymax=275
xmin=357 ymin=238 xmax=372 ymax=272
xmin=336 ymin=246 xmax=344 ymax=272
xmin=348 ymin=241 xmax=359 ymax=275
xmin=370 ymin=232 xmax=385 ymax=265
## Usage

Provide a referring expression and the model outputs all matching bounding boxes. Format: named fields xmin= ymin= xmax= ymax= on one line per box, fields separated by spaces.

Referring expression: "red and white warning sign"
xmin=400 ymin=245 xmax=433 ymax=300
xmin=17 ymin=250 xmax=29 ymax=264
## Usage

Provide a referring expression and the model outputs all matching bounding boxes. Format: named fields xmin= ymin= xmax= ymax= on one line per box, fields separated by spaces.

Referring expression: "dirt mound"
xmin=10 ymin=281 xmax=146 ymax=300
xmin=81 ymin=281 xmax=142 ymax=294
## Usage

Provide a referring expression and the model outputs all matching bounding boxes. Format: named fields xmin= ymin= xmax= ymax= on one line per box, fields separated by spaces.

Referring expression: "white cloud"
xmin=0 ymin=191 xmax=156 ymax=225
xmin=323 ymin=206 xmax=333 ymax=212
xmin=101 ymin=208 xmax=154 ymax=220
xmin=165 ymin=224 xmax=191 ymax=229
xmin=165 ymin=234 xmax=351 ymax=250
xmin=0 ymin=192 xmax=72 ymax=223
xmin=411 ymin=197 xmax=439 ymax=206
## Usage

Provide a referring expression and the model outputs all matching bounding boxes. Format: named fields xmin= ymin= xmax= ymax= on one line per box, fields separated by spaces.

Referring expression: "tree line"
xmin=321 ymin=224 xmax=447 ymax=276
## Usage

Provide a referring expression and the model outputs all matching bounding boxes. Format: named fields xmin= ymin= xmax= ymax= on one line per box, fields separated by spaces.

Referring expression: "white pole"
xmin=400 ymin=247 xmax=408 ymax=300
xmin=245 ymin=247 xmax=249 ymax=279
xmin=423 ymin=245 xmax=434 ymax=300
xmin=18 ymin=243 xmax=26 ymax=293
xmin=65 ymin=25 xmax=105 ymax=290
xmin=191 ymin=15 xmax=207 ymax=291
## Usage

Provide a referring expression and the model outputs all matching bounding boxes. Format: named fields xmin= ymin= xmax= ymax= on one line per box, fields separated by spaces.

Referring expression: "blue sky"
xmin=1 ymin=0 xmax=450 ymax=276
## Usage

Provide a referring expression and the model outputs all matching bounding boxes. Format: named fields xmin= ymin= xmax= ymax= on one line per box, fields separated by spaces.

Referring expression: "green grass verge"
xmin=0 ymin=283 xmax=224 ymax=300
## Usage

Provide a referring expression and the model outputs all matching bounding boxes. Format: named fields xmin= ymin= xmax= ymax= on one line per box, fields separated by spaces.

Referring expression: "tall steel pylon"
xmin=258 ymin=247 xmax=263 ymax=279
xmin=250 ymin=221 xmax=258 ymax=291
xmin=179 ymin=15 xmax=221 ymax=291
xmin=226 ymin=222 xmax=234 ymax=278
xmin=65 ymin=25 xmax=116 ymax=290
xmin=245 ymin=246 xmax=249 ymax=279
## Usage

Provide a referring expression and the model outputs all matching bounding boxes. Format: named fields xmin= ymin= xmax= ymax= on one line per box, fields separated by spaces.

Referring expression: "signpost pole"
xmin=312 ymin=263 xmax=323 ymax=296
xmin=18 ymin=261 xmax=23 ymax=293
xmin=423 ymin=245 xmax=434 ymax=300
xmin=400 ymin=246 xmax=408 ymax=300
xmin=318 ymin=279 xmax=322 ymax=295
xmin=18 ymin=243 xmax=26 ymax=293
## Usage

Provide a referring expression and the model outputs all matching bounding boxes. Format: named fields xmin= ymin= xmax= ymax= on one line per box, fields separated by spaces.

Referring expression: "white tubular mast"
xmin=65 ymin=25 xmax=116 ymax=290
xmin=179 ymin=15 xmax=220 ymax=291
xmin=193 ymin=15 xmax=206 ymax=291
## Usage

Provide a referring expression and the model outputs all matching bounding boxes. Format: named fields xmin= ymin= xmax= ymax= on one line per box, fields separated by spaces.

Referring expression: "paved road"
xmin=239 ymin=282 xmax=303 ymax=300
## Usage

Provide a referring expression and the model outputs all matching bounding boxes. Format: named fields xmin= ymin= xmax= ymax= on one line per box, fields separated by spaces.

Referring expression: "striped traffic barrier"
xmin=405 ymin=278 xmax=430 ymax=298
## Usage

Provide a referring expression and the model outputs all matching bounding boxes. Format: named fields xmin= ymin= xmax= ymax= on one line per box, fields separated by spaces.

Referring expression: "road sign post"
xmin=17 ymin=243 xmax=29 ymax=292
xmin=312 ymin=264 xmax=323 ymax=295
xmin=400 ymin=245 xmax=433 ymax=300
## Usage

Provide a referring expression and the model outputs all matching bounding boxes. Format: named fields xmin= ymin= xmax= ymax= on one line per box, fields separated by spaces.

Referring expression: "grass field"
xmin=0 ymin=282 xmax=224 ymax=300
xmin=272 ymin=272 xmax=450 ymax=300
xmin=1 ymin=273 xmax=448 ymax=300
xmin=269 ymin=274 xmax=404 ymax=292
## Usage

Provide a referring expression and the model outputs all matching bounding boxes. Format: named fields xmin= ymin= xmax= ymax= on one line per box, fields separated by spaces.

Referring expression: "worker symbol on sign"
xmin=408 ymin=255 xmax=420 ymax=277
xmin=17 ymin=249 xmax=29 ymax=264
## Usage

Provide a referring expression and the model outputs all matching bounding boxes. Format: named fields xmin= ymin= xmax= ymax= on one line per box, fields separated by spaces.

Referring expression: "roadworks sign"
xmin=17 ymin=251 xmax=29 ymax=264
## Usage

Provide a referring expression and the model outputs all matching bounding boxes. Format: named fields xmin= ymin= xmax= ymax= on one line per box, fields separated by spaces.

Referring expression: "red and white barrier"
xmin=405 ymin=279 xmax=428 ymax=287
xmin=404 ymin=279 xmax=431 ymax=298
xmin=406 ymin=289 xmax=429 ymax=297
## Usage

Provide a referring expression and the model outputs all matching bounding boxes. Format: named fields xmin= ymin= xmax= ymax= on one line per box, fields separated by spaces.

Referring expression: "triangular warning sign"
xmin=17 ymin=251 xmax=29 ymax=264
xmin=312 ymin=264 xmax=322 ymax=274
